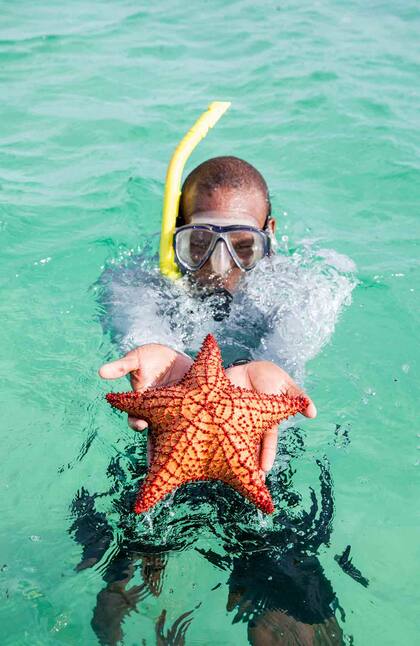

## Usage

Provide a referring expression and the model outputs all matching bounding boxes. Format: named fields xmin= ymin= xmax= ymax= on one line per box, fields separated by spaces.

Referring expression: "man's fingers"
xmin=259 ymin=425 xmax=279 ymax=473
xmin=99 ymin=350 xmax=140 ymax=380
xmin=128 ymin=416 xmax=148 ymax=432
xmin=303 ymin=400 xmax=317 ymax=418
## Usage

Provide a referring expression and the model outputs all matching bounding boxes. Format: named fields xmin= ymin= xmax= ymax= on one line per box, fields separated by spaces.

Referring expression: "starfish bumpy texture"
xmin=106 ymin=334 xmax=308 ymax=514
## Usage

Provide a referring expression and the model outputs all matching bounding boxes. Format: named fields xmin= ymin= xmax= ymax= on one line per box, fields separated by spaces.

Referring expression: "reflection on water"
xmin=74 ymin=243 xmax=356 ymax=644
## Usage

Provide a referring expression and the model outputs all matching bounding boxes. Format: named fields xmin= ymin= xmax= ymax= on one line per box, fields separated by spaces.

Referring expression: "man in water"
xmin=100 ymin=156 xmax=316 ymax=475
xmin=74 ymin=156 xmax=346 ymax=644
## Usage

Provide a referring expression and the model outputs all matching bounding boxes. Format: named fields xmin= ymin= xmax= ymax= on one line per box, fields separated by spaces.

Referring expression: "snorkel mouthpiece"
xmin=194 ymin=287 xmax=233 ymax=322
xmin=159 ymin=102 xmax=231 ymax=280
xmin=210 ymin=288 xmax=233 ymax=321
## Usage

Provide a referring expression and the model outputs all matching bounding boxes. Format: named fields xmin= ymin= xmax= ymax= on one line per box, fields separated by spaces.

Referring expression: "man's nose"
xmin=210 ymin=239 xmax=234 ymax=275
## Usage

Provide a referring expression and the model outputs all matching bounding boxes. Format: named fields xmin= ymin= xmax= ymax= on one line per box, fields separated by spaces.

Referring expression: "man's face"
xmin=180 ymin=185 xmax=275 ymax=293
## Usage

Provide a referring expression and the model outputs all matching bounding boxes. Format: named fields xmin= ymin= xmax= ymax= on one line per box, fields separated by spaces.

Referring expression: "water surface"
xmin=0 ymin=1 xmax=419 ymax=644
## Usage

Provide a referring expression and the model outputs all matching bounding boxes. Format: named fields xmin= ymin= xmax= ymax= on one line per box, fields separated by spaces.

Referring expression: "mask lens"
xmin=229 ymin=230 xmax=265 ymax=269
xmin=175 ymin=228 xmax=214 ymax=269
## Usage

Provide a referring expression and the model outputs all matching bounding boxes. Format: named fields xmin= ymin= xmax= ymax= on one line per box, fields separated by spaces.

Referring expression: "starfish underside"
xmin=106 ymin=335 xmax=308 ymax=514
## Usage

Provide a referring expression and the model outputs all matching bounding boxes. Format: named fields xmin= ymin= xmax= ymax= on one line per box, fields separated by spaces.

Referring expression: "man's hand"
xmin=99 ymin=346 xmax=316 ymax=475
xmin=99 ymin=344 xmax=193 ymax=431
xmin=225 ymin=361 xmax=316 ymax=475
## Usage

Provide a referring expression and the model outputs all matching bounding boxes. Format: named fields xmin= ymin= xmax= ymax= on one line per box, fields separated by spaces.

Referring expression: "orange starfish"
xmin=106 ymin=334 xmax=308 ymax=514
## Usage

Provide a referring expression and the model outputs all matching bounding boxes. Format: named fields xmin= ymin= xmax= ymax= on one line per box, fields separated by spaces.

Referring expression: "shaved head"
xmin=178 ymin=156 xmax=271 ymax=226
xmin=175 ymin=156 xmax=275 ymax=294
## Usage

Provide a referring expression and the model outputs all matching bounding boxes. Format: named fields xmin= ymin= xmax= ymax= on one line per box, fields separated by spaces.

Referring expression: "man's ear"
xmin=268 ymin=217 xmax=276 ymax=234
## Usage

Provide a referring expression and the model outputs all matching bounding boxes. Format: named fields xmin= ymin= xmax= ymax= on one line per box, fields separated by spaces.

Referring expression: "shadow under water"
xmin=71 ymin=243 xmax=360 ymax=643
xmin=69 ymin=432 xmax=351 ymax=645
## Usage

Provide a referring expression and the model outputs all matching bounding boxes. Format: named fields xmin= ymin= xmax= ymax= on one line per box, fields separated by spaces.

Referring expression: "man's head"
xmin=175 ymin=156 xmax=276 ymax=293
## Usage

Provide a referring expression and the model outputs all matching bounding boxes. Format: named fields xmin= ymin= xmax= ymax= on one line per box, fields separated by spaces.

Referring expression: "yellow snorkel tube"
xmin=159 ymin=101 xmax=231 ymax=280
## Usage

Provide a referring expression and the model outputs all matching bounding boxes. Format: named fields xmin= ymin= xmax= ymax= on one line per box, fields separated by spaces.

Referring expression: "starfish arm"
xmin=181 ymin=334 xmax=226 ymax=389
xmin=106 ymin=385 xmax=185 ymax=429
xmin=135 ymin=426 xmax=212 ymax=513
xmin=230 ymin=387 xmax=309 ymax=431
xmin=135 ymin=470 xmax=184 ymax=514
xmin=224 ymin=473 xmax=274 ymax=513
xmin=214 ymin=425 xmax=274 ymax=513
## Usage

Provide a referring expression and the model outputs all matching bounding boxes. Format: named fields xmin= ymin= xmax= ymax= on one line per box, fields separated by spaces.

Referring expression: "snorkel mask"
xmin=174 ymin=221 xmax=271 ymax=273
xmin=159 ymin=102 xmax=231 ymax=280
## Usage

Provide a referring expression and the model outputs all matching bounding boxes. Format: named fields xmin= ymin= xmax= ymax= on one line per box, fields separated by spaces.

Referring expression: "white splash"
xmin=98 ymin=242 xmax=356 ymax=383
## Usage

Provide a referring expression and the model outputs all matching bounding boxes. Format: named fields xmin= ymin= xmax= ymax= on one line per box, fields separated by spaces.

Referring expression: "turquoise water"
xmin=1 ymin=1 xmax=419 ymax=644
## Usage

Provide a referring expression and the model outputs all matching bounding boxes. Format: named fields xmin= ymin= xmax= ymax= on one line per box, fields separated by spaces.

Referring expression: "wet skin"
xmin=179 ymin=184 xmax=276 ymax=293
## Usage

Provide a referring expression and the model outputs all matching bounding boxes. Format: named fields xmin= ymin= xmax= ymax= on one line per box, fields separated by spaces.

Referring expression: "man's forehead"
xmin=183 ymin=186 xmax=267 ymax=226
xmin=190 ymin=211 xmax=260 ymax=227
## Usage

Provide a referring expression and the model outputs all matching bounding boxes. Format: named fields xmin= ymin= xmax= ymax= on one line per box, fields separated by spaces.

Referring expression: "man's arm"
xmin=100 ymin=344 xmax=193 ymax=432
